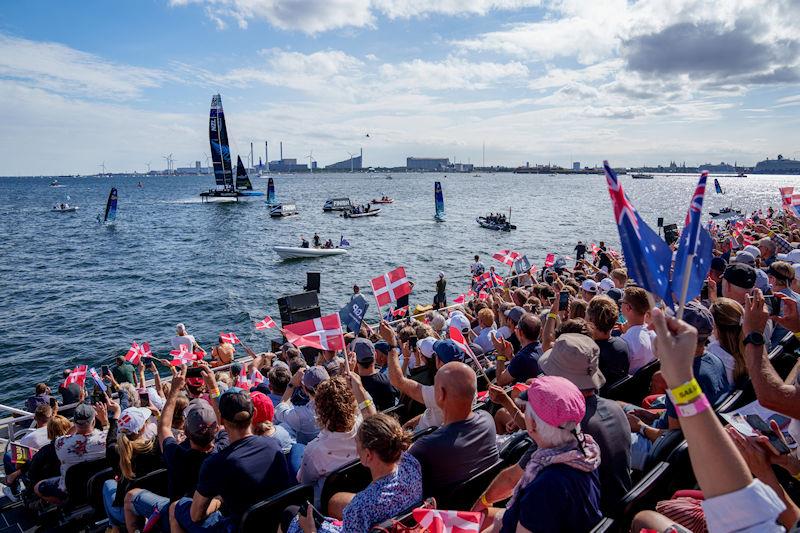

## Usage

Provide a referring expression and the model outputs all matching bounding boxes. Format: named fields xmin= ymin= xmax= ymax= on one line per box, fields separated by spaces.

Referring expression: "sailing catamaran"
xmin=714 ymin=178 xmax=724 ymax=194
xmin=200 ymin=94 xmax=264 ymax=202
xmin=98 ymin=188 xmax=117 ymax=223
xmin=265 ymin=177 xmax=277 ymax=206
xmin=434 ymin=181 xmax=445 ymax=221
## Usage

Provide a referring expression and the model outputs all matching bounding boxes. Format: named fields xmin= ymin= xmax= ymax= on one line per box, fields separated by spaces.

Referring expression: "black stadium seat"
xmin=434 ymin=459 xmax=505 ymax=511
xmin=369 ymin=498 xmax=433 ymax=532
xmin=240 ymin=483 xmax=314 ymax=533
xmin=65 ymin=458 xmax=109 ymax=509
xmin=320 ymin=460 xmax=372 ymax=515
xmin=615 ymin=461 xmax=673 ymax=525
xmin=605 ymin=360 xmax=661 ymax=404
xmin=131 ymin=468 xmax=168 ymax=493
xmin=590 ymin=517 xmax=616 ymax=533
xmin=86 ymin=466 xmax=115 ymax=517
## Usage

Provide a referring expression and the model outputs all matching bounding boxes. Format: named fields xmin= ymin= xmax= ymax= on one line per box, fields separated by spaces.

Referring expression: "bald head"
xmin=434 ymin=362 xmax=477 ymax=419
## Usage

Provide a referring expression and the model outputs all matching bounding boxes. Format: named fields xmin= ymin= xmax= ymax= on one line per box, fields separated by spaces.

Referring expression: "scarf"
xmin=507 ymin=433 xmax=601 ymax=510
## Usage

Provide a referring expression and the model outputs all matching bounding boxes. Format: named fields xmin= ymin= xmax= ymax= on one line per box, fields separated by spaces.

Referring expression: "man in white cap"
xmin=580 ymin=279 xmax=598 ymax=303
xmin=171 ymin=323 xmax=204 ymax=356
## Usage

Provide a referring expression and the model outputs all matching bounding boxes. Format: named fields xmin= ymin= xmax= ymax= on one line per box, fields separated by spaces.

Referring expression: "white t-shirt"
xmin=171 ymin=334 xmax=196 ymax=352
xmin=495 ymin=325 xmax=513 ymax=340
xmin=473 ymin=326 xmax=497 ymax=353
xmin=20 ymin=426 xmax=49 ymax=450
xmin=707 ymin=339 xmax=736 ymax=385
xmin=54 ymin=429 xmax=107 ymax=490
xmin=622 ymin=324 xmax=656 ymax=373
xmin=416 ymin=385 xmax=444 ymax=431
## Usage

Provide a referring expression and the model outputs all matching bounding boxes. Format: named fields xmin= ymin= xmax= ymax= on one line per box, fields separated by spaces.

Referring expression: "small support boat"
xmin=476 ymin=217 xmax=516 ymax=231
xmin=710 ymin=206 xmax=743 ymax=220
xmin=273 ymin=246 xmax=347 ymax=260
xmin=343 ymin=208 xmax=381 ymax=218
xmin=52 ymin=204 xmax=78 ymax=213
xmin=50 ymin=179 xmax=64 ymax=187
xmin=371 ymin=197 xmax=394 ymax=204
xmin=269 ymin=203 xmax=299 ymax=218
xmin=631 ymin=173 xmax=654 ymax=179
xmin=323 ymin=197 xmax=353 ymax=211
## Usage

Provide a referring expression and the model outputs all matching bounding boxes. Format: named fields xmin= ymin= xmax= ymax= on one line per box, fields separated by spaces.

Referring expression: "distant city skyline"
xmin=1 ymin=1 xmax=799 ymax=175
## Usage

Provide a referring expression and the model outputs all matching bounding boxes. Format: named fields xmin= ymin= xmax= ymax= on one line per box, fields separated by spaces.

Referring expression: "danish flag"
xmin=492 ymin=249 xmax=521 ymax=267
xmin=250 ymin=369 xmax=264 ymax=386
xmin=590 ymin=243 xmax=600 ymax=256
xmin=478 ymin=271 xmax=504 ymax=288
xmin=412 ymin=508 xmax=481 ymax=533
xmin=283 ymin=313 xmax=345 ymax=351
xmin=220 ymin=332 xmax=240 ymax=344
xmin=370 ymin=267 xmax=412 ymax=307
xmin=125 ymin=342 xmax=143 ymax=365
xmin=235 ymin=365 xmax=251 ymax=389
xmin=543 ymin=253 xmax=556 ymax=268
xmin=63 ymin=365 xmax=87 ymax=388
xmin=255 ymin=316 xmax=276 ymax=330
xmin=780 ymin=187 xmax=794 ymax=207
xmin=392 ymin=306 xmax=409 ymax=318
xmin=453 ymin=294 xmax=466 ymax=304
xmin=169 ymin=345 xmax=195 ymax=366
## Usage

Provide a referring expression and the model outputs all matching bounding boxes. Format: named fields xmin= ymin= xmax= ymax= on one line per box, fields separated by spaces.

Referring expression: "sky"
xmin=2 ymin=0 xmax=800 ymax=175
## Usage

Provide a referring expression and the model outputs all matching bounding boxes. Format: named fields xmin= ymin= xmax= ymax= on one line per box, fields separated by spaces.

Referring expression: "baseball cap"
xmin=538 ymin=333 xmax=605 ymax=390
xmin=469 ymin=342 xmax=485 ymax=357
xmin=301 ymin=366 xmax=330 ymax=392
xmin=432 ymin=339 xmax=465 ymax=364
xmin=581 ymin=279 xmax=597 ymax=293
xmin=184 ymin=399 xmax=218 ymax=439
xmin=743 ymin=245 xmax=761 ymax=257
xmin=352 ymin=338 xmax=376 ymax=363
xmin=778 ymin=249 xmax=800 ymax=263
xmin=446 ymin=312 xmax=471 ymax=333
xmin=418 ymin=337 xmax=437 ymax=358
xmin=723 ymin=264 xmax=757 ymax=289
xmin=711 ymin=257 xmax=727 ymax=273
xmin=504 ymin=306 xmax=525 ymax=324
xmin=605 ymin=288 xmax=623 ymax=305
xmin=526 ymin=376 xmax=586 ymax=429
xmin=767 ymin=262 xmax=795 ymax=282
xmin=74 ymin=403 xmax=96 ymax=426
xmin=598 ymin=278 xmax=614 ymax=293
xmin=682 ymin=301 xmax=714 ymax=339
xmin=250 ymin=392 xmax=275 ymax=425
xmin=218 ymin=388 xmax=253 ymax=423
xmin=118 ymin=407 xmax=151 ymax=435
xmin=374 ymin=340 xmax=391 ymax=355
xmin=732 ymin=251 xmax=755 ymax=266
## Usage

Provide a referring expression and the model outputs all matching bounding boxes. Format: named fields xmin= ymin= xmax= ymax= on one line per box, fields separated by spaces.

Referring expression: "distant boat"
xmin=476 ymin=216 xmax=516 ymax=231
xmin=265 ymin=177 xmax=277 ymax=205
xmin=200 ymin=94 xmax=264 ymax=202
xmin=737 ymin=172 xmax=747 ymax=177
xmin=323 ymin=198 xmax=352 ymax=212
xmin=269 ymin=203 xmax=298 ymax=218
xmin=631 ymin=173 xmax=654 ymax=179
xmin=371 ymin=197 xmax=394 ymax=204
xmin=710 ymin=206 xmax=743 ymax=220
xmin=714 ymin=178 xmax=724 ymax=194
xmin=343 ymin=208 xmax=381 ymax=218
xmin=52 ymin=203 xmax=78 ymax=213
xmin=99 ymin=188 xmax=117 ymax=223
xmin=434 ymin=181 xmax=445 ymax=222
xmin=50 ymin=179 xmax=64 ymax=188
xmin=273 ymin=246 xmax=347 ymax=260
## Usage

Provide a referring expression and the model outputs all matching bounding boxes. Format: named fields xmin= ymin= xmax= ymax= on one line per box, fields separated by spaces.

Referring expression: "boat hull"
xmin=200 ymin=190 xmax=264 ymax=202
xmin=476 ymin=217 xmax=515 ymax=231
xmin=52 ymin=207 xmax=79 ymax=213
xmin=343 ymin=209 xmax=381 ymax=218
xmin=273 ymin=246 xmax=347 ymax=260
xmin=371 ymin=199 xmax=394 ymax=204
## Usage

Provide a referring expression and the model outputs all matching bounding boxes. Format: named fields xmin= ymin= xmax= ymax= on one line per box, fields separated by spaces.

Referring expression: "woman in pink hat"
xmin=486 ymin=375 xmax=603 ymax=532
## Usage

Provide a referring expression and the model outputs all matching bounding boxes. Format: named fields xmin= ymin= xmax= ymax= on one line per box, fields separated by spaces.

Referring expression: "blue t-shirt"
xmin=663 ymin=352 xmax=729 ymax=422
xmin=500 ymin=464 xmax=602 ymax=533
xmin=196 ymin=435 xmax=292 ymax=523
xmin=506 ymin=342 xmax=541 ymax=382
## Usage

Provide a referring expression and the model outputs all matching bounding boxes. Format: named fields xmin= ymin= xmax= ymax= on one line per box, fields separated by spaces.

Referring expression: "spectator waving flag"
xmin=479 ymin=270 xmax=504 ymax=289
xmin=63 ymin=365 xmax=87 ymax=388
xmin=220 ymin=332 xmax=240 ymax=344
xmin=370 ymin=266 xmax=412 ymax=308
xmin=283 ymin=312 xmax=345 ymax=351
xmin=255 ymin=316 xmax=276 ymax=330
xmin=492 ymin=249 xmax=521 ymax=267
xmin=412 ymin=508 xmax=481 ymax=533
xmin=125 ymin=342 xmax=142 ymax=365
xmin=89 ymin=367 xmax=107 ymax=393
xmin=604 ymin=160 xmax=674 ymax=307
xmin=169 ymin=345 xmax=195 ymax=366
xmin=673 ymin=171 xmax=713 ymax=317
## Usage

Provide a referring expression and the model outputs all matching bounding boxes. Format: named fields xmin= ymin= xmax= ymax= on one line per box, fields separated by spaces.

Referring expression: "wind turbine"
xmin=347 ymin=151 xmax=355 ymax=173
xmin=162 ymin=154 xmax=174 ymax=174
xmin=98 ymin=161 xmax=106 ymax=176
xmin=307 ymin=151 xmax=315 ymax=173
xmin=146 ymin=162 xmax=151 ymax=173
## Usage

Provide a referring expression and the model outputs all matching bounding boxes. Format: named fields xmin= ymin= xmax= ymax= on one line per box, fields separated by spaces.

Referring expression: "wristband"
xmin=547 ymin=312 xmax=557 ymax=319
xmin=359 ymin=399 xmax=374 ymax=410
xmin=667 ymin=378 xmax=702 ymax=406
xmin=480 ymin=494 xmax=491 ymax=507
xmin=496 ymin=356 xmax=507 ymax=362
xmin=674 ymin=394 xmax=711 ymax=418
xmin=794 ymin=331 xmax=800 ymax=341
xmin=210 ymin=388 xmax=221 ymax=399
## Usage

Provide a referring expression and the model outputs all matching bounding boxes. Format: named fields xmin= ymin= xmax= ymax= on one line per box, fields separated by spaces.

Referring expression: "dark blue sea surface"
xmin=0 ymin=172 xmax=795 ymax=406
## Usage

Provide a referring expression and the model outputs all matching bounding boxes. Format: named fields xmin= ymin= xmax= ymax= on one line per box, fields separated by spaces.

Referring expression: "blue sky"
xmin=1 ymin=0 xmax=800 ymax=175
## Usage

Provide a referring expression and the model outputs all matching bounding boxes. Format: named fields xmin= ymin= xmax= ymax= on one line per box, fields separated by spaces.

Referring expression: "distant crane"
xmin=307 ymin=151 xmax=315 ymax=173
xmin=347 ymin=151 xmax=356 ymax=172
xmin=162 ymin=154 xmax=174 ymax=174
xmin=98 ymin=161 xmax=106 ymax=175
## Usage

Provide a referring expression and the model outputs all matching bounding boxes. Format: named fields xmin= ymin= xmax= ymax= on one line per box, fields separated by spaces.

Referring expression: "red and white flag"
xmin=392 ymin=306 xmax=409 ymax=318
xmin=235 ymin=364 xmax=250 ymax=389
xmin=478 ymin=291 xmax=489 ymax=301
xmin=255 ymin=316 xmax=276 ymax=331
xmin=125 ymin=342 xmax=142 ymax=365
xmin=250 ymin=369 xmax=264 ymax=386
xmin=492 ymin=249 xmax=521 ymax=267
xmin=63 ymin=365 xmax=88 ymax=388
xmin=449 ymin=326 xmax=474 ymax=359
xmin=370 ymin=267 xmax=412 ymax=307
xmin=478 ymin=271 xmax=504 ymax=288
xmin=412 ymin=508 xmax=481 ymax=533
xmin=453 ymin=294 xmax=466 ymax=304
xmin=283 ymin=313 xmax=345 ymax=352
xmin=780 ymin=187 xmax=794 ymax=207
xmin=543 ymin=253 xmax=556 ymax=267
xmin=169 ymin=345 xmax=195 ymax=366
xmin=220 ymin=332 xmax=240 ymax=344
xmin=590 ymin=243 xmax=600 ymax=256
xmin=139 ymin=342 xmax=152 ymax=359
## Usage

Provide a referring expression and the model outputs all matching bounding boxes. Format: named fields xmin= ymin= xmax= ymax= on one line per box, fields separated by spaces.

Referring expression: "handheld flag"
xmin=492 ymin=249 xmax=521 ymax=267
xmin=139 ymin=342 xmax=152 ymax=359
xmin=125 ymin=342 xmax=142 ymax=365
xmin=142 ymin=506 xmax=161 ymax=533
xmin=412 ymin=508 xmax=481 ymax=533
xmin=169 ymin=345 xmax=195 ymax=366
xmin=89 ymin=368 xmax=107 ymax=393
xmin=604 ymin=160 xmax=674 ymax=307
xmin=543 ymin=253 xmax=555 ymax=268
xmin=235 ymin=364 xmax=251 ymax=389
xmin=255 ymin=316 xmax=276 ymax=330
xmin=220 ymin=332 xmax=240 ymax=344
xmin=673 ymin=171 xmax=713 ymax=317
xmin=513 ymin=255 xmax=531 ymax=275
xmin=283 ymin=313 xmax=346 ymax=351
xmin=448 ymin=326 xmax=489 ymax=383
xmin=370 ymin=267 xmax=412 ymax=307
xmin=63 ymin=365 xmax=87 ymax=388
xmin=250 ymin=369 xmax=265 ymax=386
xmin=453 ymin=294 xmax=466 ymax=304
xmin=339 ymin=294 xmax=369 ymax=333
xmin=392 ymin=305 xmax=409 ymax=318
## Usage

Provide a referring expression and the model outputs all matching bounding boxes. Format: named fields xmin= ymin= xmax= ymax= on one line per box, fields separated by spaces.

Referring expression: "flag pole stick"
xmin=675 ymin=255 xmax=694 ymax=320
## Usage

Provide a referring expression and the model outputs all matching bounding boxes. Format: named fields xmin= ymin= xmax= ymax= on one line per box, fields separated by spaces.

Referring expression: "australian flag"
xmin=672 ymin=171 xmax=713 ymax=305
xmin=604 ymin=161 xmax=674 ymax=307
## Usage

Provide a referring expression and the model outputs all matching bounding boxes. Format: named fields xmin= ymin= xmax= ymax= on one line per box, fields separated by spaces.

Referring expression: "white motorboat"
xmin=631 ymin=173 xmax=654 ymax=179
xmin=52 ymin=204 xmax=78 ymax=212
xmin=710 ymin=207 xmax=743 ymax=220
xmin=269 ymin=203 xmax=299 ymax=217
xmin=343 ymin=208 xmax=381 ymax=218
xmin=273 ymin=246 xmax=347 ymax=260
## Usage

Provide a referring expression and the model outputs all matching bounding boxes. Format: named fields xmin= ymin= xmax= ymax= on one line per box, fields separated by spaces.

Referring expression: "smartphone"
xmin=138 ymin=390 xmax=150 ymax=407
xmin=746 ymin=414 xmax=791 ymax=455
xmin=409 ymin=335 xmax=418 ymax=349
xmin=764 ymin=295 xmax=782 ymax=317
xmin=298 ymin=501 xmax=326 ymax=528
xmin=700 ymin=281 xmax=709 ymax=301
xmin=559 ymin=291 xmax=569 ymax=309
xmin=49 ymin=397 xmax=57 ymax=408
xmin=101 ymin=364 xmax=110 ymax=377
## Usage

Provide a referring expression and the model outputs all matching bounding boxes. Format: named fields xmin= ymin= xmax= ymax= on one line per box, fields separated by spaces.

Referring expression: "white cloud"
xmin=379 ymin=57 xmax=529 ymax=90
xmin=0 ymin=34 xmax=165 ymax=100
